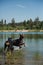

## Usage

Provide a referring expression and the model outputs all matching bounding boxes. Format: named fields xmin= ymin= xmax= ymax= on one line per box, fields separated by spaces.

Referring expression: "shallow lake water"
xmin=0 ymin=32 xmax=43 ymax=65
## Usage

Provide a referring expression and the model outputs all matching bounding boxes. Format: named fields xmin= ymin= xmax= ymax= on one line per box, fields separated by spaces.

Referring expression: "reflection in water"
xmin=0 ymin=32 xmax=43 ymax=65
xmin=24 ymin=34 xmax=43 ymax=39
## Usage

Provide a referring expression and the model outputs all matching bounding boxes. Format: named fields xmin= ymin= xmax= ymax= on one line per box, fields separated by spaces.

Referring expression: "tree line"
xmin=0 ymin=17 xmax=43 ymax=30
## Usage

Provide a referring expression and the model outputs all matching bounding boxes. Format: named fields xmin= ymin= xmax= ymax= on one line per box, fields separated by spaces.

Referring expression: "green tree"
xmin=0 ymin=19 xmax=3 ymax=30
xmin=4 ymin=19 xmax=6 ymax=25
xmin=1 ymin=19 xmax=3 ymax=25
xmin=23 ymin=20 xmax=26 ymax=26
xmin=35 ymin=17 xmax=39 ymax=22
xmin=11 ymin=18 xmax=15 ymax=27
xmin=29 ymin=18 xmax=33 ymax=29
xmin=27 ymin=20 xmax=30 ymax=24
xmin=41 ymin=21 xmax=43 ymax=29
xmin=34 ymin=17 xmax=40 ymax=29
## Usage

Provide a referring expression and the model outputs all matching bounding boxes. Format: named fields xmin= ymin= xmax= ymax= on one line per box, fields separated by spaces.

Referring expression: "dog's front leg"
xmin=19 ymin=43 xmax=22 ymax=48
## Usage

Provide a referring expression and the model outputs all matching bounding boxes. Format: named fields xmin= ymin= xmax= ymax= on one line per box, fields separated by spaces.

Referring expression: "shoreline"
xmin=0 ymin=30 xmax=43 ymax=32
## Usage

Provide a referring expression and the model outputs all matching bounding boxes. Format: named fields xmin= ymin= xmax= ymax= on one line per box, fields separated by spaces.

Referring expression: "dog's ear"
xmin=20 ymin=34 xmax=24 ymax=38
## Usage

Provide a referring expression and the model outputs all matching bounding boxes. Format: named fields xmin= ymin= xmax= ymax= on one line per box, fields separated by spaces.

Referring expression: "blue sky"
xmin=0 ymin=0 xmax=43 ymax=23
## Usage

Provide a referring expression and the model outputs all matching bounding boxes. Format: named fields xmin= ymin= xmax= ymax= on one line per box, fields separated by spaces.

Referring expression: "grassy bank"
xmin=0 ymin=50 xmax=24 ymax=65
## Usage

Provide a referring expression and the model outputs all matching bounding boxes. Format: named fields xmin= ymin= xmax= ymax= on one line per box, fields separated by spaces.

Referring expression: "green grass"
xmin=4 ymin=50 xmax=24 ymax=65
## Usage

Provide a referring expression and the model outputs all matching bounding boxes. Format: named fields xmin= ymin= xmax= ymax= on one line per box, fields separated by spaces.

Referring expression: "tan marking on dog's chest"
xmin=6 ymin=42 xmax=10 ymax=45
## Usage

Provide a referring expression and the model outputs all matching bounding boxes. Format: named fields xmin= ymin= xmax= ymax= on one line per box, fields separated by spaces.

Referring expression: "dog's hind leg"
xmin=4 ymin=43 xmax=7 ymax=55
xmin=4 ymin=43 xmax=7 ymax=51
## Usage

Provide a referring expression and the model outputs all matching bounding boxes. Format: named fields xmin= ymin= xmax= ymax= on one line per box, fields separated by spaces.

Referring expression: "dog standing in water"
xmin=4 ymin=34 xmax=25 ymax=52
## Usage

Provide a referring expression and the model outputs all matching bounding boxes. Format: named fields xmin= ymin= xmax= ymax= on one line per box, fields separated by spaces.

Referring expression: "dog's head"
xmin=20 ymin=34 xmax=24 ymax=39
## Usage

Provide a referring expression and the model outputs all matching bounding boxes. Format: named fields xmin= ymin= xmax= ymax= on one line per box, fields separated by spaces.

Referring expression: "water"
xmin=0 ymin=32 xmax=43 ymax=65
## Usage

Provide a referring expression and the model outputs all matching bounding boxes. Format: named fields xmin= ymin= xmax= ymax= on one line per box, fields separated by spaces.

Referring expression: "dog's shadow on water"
xmin=4 ymin=49 xmax=25 ymax=65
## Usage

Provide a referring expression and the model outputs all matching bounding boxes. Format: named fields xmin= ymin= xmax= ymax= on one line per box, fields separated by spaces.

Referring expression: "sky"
xmin=0 ymin=0 xmax=43 ymax=23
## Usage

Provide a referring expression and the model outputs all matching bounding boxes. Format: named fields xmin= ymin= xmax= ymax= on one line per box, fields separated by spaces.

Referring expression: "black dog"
xmin=4 ymin=34 xmax=25 ymax=52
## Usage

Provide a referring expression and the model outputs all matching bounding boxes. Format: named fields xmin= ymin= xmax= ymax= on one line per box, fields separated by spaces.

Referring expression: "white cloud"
xmin=16 ymin=4 xmax=25 ymax=8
